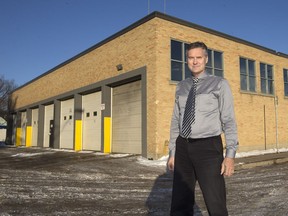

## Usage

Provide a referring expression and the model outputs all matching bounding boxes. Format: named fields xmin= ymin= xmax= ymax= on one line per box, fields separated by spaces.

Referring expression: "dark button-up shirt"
xmin=169 ymin=72 xmax=238 ymax=158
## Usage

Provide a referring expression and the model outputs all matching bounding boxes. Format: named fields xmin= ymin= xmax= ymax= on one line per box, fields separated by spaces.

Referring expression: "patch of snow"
xmin=8 ymin=146 xmax=288 ymax=167
xmin=137 ymin=155 xmax=168 ymax=167
xmin=11 ymin=152 xmax=55 ymax=158
xmin=137 ymin=148 xmax=288 ymax=167
xmin=93 ymin=152 xmax=108 ymax=156
xmin=236 ymin=148 xmax=288 ymax=158
xmin=109 ymin=153 xmax=131 ymax=158
xmin=51 ymin=148 xmax=76 ymax=153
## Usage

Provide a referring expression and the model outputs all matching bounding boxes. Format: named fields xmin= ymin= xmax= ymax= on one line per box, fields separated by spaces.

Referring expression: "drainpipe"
xmin=264 ymin=105 xmax=267 ymax=150
xmin=274 ymin=95 xmax=279 ymax=153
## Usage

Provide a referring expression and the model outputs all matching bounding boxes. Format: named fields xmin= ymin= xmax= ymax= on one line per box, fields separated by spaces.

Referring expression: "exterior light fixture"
xmin=116 ymin=64 xmax=123 ymax=71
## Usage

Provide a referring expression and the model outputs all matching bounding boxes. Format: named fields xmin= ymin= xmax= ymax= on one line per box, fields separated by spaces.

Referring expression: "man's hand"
xmin=167 ymin=156 xmax=175 ymax=172
xmin=221 ymin=157 xmax=235 ymax=177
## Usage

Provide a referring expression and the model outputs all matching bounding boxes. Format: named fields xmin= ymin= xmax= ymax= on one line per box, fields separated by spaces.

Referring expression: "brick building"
xmin=9 ymin=12 xmax=288 ymax=159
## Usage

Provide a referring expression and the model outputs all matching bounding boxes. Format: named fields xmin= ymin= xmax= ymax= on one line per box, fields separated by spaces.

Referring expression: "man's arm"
xmin=219 ymin=79 xmax=239 ymax=176
xmin=167 ymin=89 xmax=180 ymax=171
xmin=219 ymin=79 xmax=239 ymax=158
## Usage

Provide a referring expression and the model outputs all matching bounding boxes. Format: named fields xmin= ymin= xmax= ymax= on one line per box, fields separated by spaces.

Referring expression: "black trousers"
xmin=170 ymin=135 xmax=228 ymax=216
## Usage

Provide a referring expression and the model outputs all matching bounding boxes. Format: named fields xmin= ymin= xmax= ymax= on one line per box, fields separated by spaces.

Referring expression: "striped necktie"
xmin=182 ymin=78 xmax=199 ymax=138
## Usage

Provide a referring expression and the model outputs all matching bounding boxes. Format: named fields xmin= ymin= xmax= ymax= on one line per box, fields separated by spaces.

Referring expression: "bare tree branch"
xmin=0 ymin=75 xmax=17 ymax=122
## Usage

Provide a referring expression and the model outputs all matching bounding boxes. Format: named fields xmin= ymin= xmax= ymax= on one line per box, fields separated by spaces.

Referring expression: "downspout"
xmin=264 ymin=105 xmax=267 ymax=150
xmin=274 ymin=95 xmax=279 ymax=153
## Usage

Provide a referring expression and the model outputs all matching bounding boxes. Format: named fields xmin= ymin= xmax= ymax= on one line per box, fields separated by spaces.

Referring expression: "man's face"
xmin=187 ymin=47 xmax=208 ymax=77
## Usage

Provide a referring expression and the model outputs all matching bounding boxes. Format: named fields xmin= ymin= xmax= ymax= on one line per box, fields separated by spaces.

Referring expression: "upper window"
xmin=171 ymin=40 xmax=223 ymax=81
xmin=206 ymin=49 xmax=224 ymax=77
xmin=284 ymin=68 xmax=288 ymax=97
xmin=260 ymin=63 xmax=274 ymax=95
xmin=240 ymin=57 xmax=256 ymax=92
xmin=171 ymin=40 xmax=190 ymax=81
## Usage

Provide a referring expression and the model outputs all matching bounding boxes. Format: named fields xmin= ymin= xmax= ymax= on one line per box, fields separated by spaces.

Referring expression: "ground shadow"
xmin=146 ymin=171 xmax=204 ymax=215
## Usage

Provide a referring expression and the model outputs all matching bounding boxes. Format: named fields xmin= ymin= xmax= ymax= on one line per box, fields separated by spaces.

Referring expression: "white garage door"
xmin=82 ymin=92 xmax=102 ymax=151
xmin=31 ymin=108 xmax=39 ymax=147
xmin=60 ymin=99 xmax=74 ymax=149
xmin=112 ymin=80 xmax=142 ymax=154
xmin=44 ymin=104 xmax=54 ymax=148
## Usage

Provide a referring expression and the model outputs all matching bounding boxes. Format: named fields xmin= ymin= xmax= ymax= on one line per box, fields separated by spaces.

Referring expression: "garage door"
xmin=21 ymin=112 xmax=27 ymax=146
xmin=44 ymin=104 xmax=54 ymax=148
xmin=112 ymin=80 xmax=141 ymax=154
xmin=60 ymin=99 xmax=74 ymax=149
xmin=82 ymin=91 xmax=102 ymax=151
xmin=31 ymin=108 xmax=39 ymax=147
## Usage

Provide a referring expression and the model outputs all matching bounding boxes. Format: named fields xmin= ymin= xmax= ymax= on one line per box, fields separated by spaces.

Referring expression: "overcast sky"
xmin=1 ymin=0 xmax=287 ymax=86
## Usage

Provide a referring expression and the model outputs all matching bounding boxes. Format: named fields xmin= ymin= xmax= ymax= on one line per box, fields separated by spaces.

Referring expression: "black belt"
xmin=180 ymin=136 xmax=198 ymax=143
xmin=180 ymin=135 xmax=220 ymax=143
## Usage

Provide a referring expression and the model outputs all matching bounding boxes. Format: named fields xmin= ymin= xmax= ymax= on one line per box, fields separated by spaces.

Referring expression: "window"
xmin=240 ymin=57 xmax=256 ymax=92
xmin=171 ymin=40 xmax=223 ymax=81
xmin=284 ymin=68 xmax=288 ymax=97
xmin=171 ymin=40 xmax=190 ymax=81
xmin=206 ymin=49 xmax=224 ymax=77
xmin=260 ymin=63 xmax=274 ymax=95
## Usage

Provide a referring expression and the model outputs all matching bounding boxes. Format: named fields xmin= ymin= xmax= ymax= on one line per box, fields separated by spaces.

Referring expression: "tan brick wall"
xmin=12 ymin=16 xmax=288 ymax=159
xmin=152 ymin=18 xmax=288 ymax=158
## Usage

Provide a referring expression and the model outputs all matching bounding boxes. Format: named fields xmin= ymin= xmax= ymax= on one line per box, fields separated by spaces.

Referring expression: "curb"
xmin=235 ymin=157 xmax=288 ymax=170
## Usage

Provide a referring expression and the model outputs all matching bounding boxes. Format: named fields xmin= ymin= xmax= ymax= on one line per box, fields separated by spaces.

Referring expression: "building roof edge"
xmin=12 ymin=11 xmax=287 ymax=92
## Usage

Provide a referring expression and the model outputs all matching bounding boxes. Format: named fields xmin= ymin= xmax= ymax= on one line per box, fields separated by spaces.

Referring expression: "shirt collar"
xmin=191 ymin=71 xmax=209 ymax=80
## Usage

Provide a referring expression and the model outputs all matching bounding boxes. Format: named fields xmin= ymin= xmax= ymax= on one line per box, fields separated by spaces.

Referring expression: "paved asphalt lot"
xmin=0 ymin=146 xmax=287 ymax=216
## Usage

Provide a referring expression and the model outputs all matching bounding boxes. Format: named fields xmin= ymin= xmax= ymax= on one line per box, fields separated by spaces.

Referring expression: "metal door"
xmin=31 ymin=108 xmax=39 ymax=147
xmin=82 ymin=92 xmax=102 ymax=151
xmin=44 ymin=104 xmax=54 ymax=148
xmin=49 ymin=120 xmax=54 ymax=148
xmin=60 ymin=98 xmax=74 ymax=149
xmin=112 ymin=81 xmax=142 ymax=154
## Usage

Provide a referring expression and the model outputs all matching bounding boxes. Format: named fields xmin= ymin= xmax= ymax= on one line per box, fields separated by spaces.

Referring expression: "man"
xmin=167 ymin=41 xmax=238 ymax=216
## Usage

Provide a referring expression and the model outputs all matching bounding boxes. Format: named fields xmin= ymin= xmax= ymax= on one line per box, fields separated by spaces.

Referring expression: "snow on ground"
xmin=236 ymin=148 xmax=288 ymax=158
xmin=137 ymin=155 xmax=169 ymax=167
xmin=137 ymin=148 xmax=288 ymax=167
xmin=11 ymin=151 xmax=55 ymax=157
xmin=4 ymin=142 xmax=288 ymax=168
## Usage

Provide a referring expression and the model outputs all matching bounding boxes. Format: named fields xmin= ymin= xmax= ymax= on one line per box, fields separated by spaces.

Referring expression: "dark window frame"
xmin=260 ymin=62 xmax=274 ymax=95
xmin=240 ymin=57 xmax=256 ymax=92
xmin=170 ymin=39 xmax=224 ymax=81
xmin=206 ymin=49 xmax=224 ymax=77
xmin=284 ymin=68 xmax=288 ymax=97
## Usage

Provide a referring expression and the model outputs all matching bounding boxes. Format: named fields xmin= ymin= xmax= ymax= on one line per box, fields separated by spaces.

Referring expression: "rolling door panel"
xmin=82 ymin=92 xmax=102 ymax=151
xmin=31 ymin=108 xmax=39 ymax=147
xmin=112 ymin=81 xmax=141 ymax=154
xmin=21 ymin=112 xmax=27 ymax=146
xmin=44 ymin=104 xmax=54 ymax=148
xmin=60 ymin=99 xmax=74 ymax=149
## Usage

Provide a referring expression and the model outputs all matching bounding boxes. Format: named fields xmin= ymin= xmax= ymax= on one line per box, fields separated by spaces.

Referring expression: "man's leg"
xmin=170 ymin=136 xmax=196 ymax=216
xmin=192 ymin=136 xmax=228 ymax=216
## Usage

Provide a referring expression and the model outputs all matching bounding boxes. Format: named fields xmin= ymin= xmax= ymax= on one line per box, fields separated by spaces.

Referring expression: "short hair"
xmin=186 ymin=41 xmax=208 ymax=56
